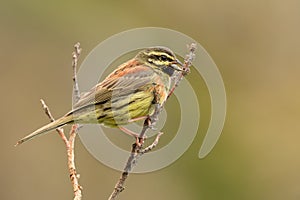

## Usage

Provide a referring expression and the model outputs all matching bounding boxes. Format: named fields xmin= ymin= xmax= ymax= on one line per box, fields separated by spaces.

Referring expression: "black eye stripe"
xmin=150 ymin=54 xmax=173 ymax=62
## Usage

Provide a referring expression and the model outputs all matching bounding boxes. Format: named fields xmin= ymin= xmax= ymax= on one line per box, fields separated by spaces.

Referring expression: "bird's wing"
xmin=68 ymin=60 xmax=156 ymax=114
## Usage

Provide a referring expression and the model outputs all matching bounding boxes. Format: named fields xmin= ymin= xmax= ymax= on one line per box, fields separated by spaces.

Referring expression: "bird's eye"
xmin=160 ymin=55 xmax=168 ymax=61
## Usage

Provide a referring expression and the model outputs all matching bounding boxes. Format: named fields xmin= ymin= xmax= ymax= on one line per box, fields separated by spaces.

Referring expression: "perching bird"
xmin=16 ymin=47 xmax=183 ymax=145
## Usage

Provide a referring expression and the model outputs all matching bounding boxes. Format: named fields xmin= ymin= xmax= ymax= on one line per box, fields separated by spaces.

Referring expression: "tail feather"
xmin=16 ymin=115 xmax=73 ymax=146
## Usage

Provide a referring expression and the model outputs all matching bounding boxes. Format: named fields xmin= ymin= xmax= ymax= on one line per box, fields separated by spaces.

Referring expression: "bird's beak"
xmin=171 ymin=59 xmax=183 ymax=71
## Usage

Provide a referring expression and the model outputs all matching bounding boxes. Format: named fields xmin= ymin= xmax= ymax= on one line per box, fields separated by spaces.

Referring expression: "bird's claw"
xmin=146 ymin=115 xmax=158 ymax=130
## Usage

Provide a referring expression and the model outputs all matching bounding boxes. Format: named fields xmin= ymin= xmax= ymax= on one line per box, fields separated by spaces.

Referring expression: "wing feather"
xmin=68 ymin=60 xmax=155 ymax=115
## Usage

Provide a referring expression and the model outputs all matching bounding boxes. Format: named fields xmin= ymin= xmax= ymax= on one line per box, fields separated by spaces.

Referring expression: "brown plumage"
xmin=16 ymin=47 xmax=183 ymax=145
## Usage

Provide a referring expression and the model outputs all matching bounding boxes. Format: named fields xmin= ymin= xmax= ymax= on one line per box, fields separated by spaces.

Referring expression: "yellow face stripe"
xmin=145 ymin=50 xmax=176 ymax=67
xmin=145 ymin=51 xmax=175 ymax=61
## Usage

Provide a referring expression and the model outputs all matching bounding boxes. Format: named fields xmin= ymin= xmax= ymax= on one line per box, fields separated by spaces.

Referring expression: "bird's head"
xmin=136 ymin=47 xmax=183 ymax=76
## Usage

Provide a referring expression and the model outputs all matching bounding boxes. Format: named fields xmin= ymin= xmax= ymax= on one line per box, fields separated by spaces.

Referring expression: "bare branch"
xmin=68 ymin=124 xmax=82 ymax=200
xmin=139 ymin=132 xmax=164 ymax=155
xmin=39 ymin=98 xmax=82 ymax=200
xmin=168 ymin=43 xmax=196 ymax=99
xmin=108 ymin=131 xmax=164 ymax=200
xmin=40 ymin=99 xmax=68 ymax=145
xmin=39 ymin=42 xmax=83 ymax=200
xmin=108 ymin=43 xmax=196 ymax=200
xmin=108 ymin=143 xmax=137 ymax=200
xmin=28 ymin=43 xmax=195 ymax=200
xmin=69 ymin=42 xmax=82 ymax=200
xmin=40 ymin=99 xmax=55 ymax=122
xmin=72 ymin=42 xmax=81 ymax=104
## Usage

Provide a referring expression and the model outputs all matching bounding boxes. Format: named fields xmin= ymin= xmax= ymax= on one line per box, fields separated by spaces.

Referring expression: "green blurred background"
xmin=2 ymin=0 xmax=300 ymax=199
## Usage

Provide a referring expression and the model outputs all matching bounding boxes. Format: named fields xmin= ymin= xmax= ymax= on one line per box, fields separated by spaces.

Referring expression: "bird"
xmin=16 ymin=47 xmax=183 ymax=146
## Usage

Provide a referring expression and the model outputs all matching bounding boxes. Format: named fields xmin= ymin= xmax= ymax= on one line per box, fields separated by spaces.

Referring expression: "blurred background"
xmin=1 ymin=0 xmax=300 ymax=199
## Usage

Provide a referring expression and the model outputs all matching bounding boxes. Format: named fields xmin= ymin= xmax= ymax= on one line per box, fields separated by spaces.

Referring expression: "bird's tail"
xmin=15 ymin=115 xmax=73 ymax=146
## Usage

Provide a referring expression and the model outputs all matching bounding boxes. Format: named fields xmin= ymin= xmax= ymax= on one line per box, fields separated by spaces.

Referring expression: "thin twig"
xmin=108 ymin=143 xmax=137 ymax=200
xmin=139 ymin=132 xmax=164 ymax=155
xmin=69 ymin=42 xmax=82 ymax=200
xmin=108 ymin=132 xmax=162 ymax=200
xmin=68 ymin=124 xmax=82 ymax=200
xmin=40 ymin=99 xmax=68 ymax=145
xmin=39 ymin=100 xmax=82 ymax=200
xmin=40 ymin=99 xmax=55 ymax=122
xmin=72 ymin=42 xmax=81 ymax=103
xmin=39 ymin=42 xmax=83 ymax=200
xmin=167 ymin=43 xmax=196 ymax=99
xmin=108 ymin=43 xmax=196 ymax=200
